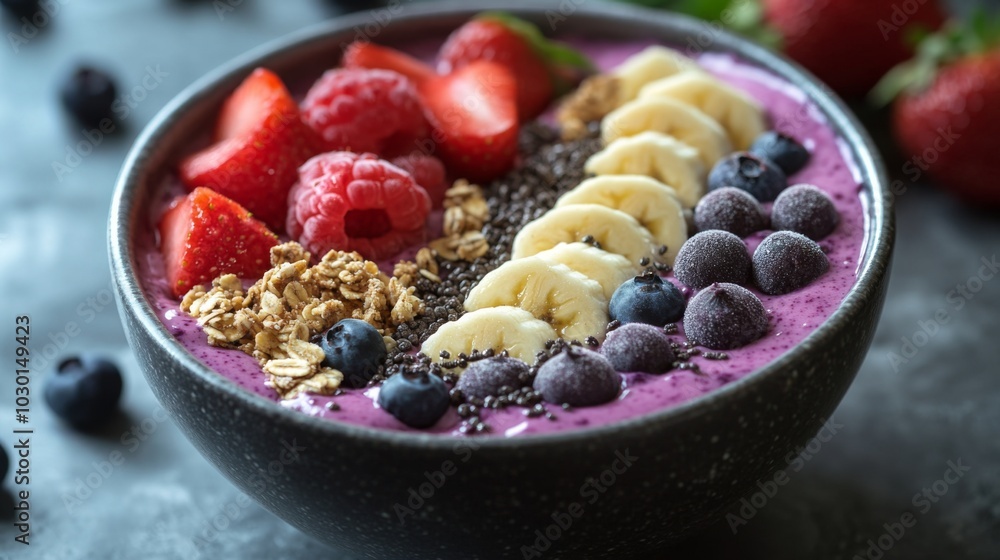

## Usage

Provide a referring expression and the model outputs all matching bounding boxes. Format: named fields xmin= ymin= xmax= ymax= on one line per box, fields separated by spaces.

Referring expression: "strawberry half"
xmin=342 ymin=41 xmax=436 ymax=85
xmin=437 ymin=13 xmax=593 ymax=120
xmin=179 ymin=68 xmax=319 ymax=233
xmin=159 ymin=187 xmax=279 ymax=298
xmin=418 ymin=61 xmax=519 ymax=183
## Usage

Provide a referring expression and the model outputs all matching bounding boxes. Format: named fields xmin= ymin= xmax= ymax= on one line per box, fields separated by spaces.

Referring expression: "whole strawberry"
xmin=437 ymin=13 xmax=592 ymax=120
xmin=877 ymin=14 xmax=1000 ymax=206
xmin=762 ymin=0 xmax=946 ymax=96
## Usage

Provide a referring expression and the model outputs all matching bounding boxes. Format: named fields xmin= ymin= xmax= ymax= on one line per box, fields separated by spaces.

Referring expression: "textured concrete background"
xmin=0 ymin=0 xmax=997 ymax=558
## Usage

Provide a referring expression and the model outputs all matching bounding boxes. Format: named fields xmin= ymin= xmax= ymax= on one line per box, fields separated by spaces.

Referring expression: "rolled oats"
xmin=182 ymin=241 xmax=424 ymax=400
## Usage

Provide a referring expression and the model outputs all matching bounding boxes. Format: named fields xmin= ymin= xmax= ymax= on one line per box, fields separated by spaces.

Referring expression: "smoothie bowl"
xmin=109 ymin=1 xmax=892 ymax=558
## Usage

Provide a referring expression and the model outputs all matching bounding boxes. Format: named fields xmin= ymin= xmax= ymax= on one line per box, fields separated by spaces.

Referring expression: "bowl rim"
xmin=109 ymin=0 xmax=893 ymax=449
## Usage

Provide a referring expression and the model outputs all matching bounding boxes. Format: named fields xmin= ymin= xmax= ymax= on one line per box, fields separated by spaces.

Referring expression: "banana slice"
xmin=534 ymin=242 xmax=639 ymax=301
xmin=511 ymin=204 xmax=656 ymax=267
xmin=556 ymin=176 xmax=688 ymax=265
xmin=465 ymin=257 xmax=608 ymax=342
xmin=585 ymin=131 xmax=707 ymax=208
xmin=602 ymin=97 xmax=732 ymax=168
xmin=639 ymin=71 xmax=766 ymax=150
xmin=612 ymin=46 xmax=701 ymax=105
xmin=420 ymin=306 xmax=556 ymax=366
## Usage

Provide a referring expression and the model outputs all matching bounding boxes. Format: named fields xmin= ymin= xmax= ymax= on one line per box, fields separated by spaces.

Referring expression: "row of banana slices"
xmin=421 ymin=47 xmax=768 ymax=368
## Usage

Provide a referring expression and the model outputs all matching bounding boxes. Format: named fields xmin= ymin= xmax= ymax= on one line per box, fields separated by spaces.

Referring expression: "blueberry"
xmin=0 ymin=0 xmax=38 ymax=17
xmin=752 ymin=231 xmax=829 ymax=295
xmin=456 ymin=357 xmax=529 ymax=400
xmin=708 ymin=152 xmax=787 ymax=202
xmin=44 ymin=355 xmax=123 ymax=429
xmin=609 ymin=271 xmax=685 ymax=326
xmin=378 ymin=371 xmax=450 ymax=428
xmin=771 ymin=184 xmax=839 ymax=240
xmin=60 ymin=66 xmax=118 ymax=128
xmin=316 ymin=319 xmax=386 ymax=388
xmin=600 ymin=323 xmax=675 ymax=374
xmin=683 ymin=283 xmax=768 ymax=350
xmin=694 ymin=187 xmax=767 ymax=238
xmin=533 ymin=347 xmax=620 ymax=407
xmin=749 ymin=131 xmax=811 ymax=175
xmin=674 ymin=230 xmax=751 ymax=289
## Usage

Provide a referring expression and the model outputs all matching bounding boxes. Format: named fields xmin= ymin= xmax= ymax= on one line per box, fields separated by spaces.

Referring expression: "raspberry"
xmin=301 ymin=69 xmax=426 ymax=154
xmin=287 ymin=152 xmax=432 ymax=261
xmin=390 ymin=153 xmax=448 ymax=208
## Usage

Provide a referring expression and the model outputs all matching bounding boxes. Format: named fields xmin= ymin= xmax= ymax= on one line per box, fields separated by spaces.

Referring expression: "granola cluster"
xmin=428 ymin=180 xmax=491 ymax=261
xmin=556 ymin=74 xmax=621 ymax=140
xmin=181 ymin=242 xmax=422 ymax=399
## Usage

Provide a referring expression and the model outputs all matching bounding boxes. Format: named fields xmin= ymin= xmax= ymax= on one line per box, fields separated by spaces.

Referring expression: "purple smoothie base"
xmin=135 ymin=41 xmax=867 ymax=438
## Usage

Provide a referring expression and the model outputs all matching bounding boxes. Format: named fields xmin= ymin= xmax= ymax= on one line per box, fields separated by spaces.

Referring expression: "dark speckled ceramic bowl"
xmin=109 ymin=1 xmax=893 ymax=558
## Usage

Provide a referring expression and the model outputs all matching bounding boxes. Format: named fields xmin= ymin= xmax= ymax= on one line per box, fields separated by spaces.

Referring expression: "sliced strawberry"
xmin=342 ymin=41 xmax=437 ymax=85
xmin=437 ymin=13 xmax=593 ymax=120
xmin=179 ymin=68 xmax=319 ymax=233
xmin=418 ymin=61 xmax=519 ymax=183
xmin=159 ymin=187 xmax=279 ymax=298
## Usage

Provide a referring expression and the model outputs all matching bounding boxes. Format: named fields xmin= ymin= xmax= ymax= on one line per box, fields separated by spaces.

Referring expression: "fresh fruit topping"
xmin=464 ymin=256 xmax=608 ymax=343
xmin=534 ymin=242 xmax=639 ymax=301
xmin=301 ymin=68 xmax=426 ymax=154
xmin=377 ymin=370 xmax=450 ymax=428
xmin=418 ymin=61 xmax=519 ymax=183
xmin=600 ymin=323 xmax=675 ymax=374
xmin=316 ymin=318 xmax=387 ymax=388
xmin=763 ymin=0 xmax=947 ymax=96
xmin=602 ymin=97 xmax=732 ymax=168
xmin=421 ymin=307 xmax=557 ymax=365
xmin=286 ymin=151 xmax=431 ymax=261
xmin=612 ymin=46 xmax=701 ymax=104
xmin=585 ymin=131 xmax=707 ymax=209
xmin=438 ymin=13 xmax=592 ymax=120
xmin=341 ymin=41 xmax=436 ymax=85
xmin=674 ymin=230 xmax=751 ymax=290
xmin=44 ymin=354 xmax=123 ymax=430
xmin=159 ymin=187 xmax=279 ymax=298
xmin=639 ymin=71 xmax=766 ymax=150
xmin=771 ymin=184 xmax=839 ymax=240
xmin=555 ymin=175 xmax=687 ymax=265
xmin=874 ymin=15 xmax=1000 ymax=206
xmin=390 ymin=153 xmax=448 ymax=208
xmin=533 ymin=347 xmax=621 ymax=407
xmin=609 ymin=271 xmax=686 ymax=326
xmin=59 ymin=65 xmax=118 ymax=127
xmin=748 ymin=131 xmax=810 ymax=175
xmin=752 ymin=231 xmax=830 ymax=295
xmin=456 ymin=357 xmax=529 ymax=400
xmin=511 ymin=204 xmax=657 ymax=267
xmin=694 ymin=187 xmax=767 ymax=238
xmin=683 ymin=283 xmax=768 ymax=350
xmin=179 ymin=68 xmax=318 ymax=232
xmin=708 ymin=152 xmax=787 ymax=202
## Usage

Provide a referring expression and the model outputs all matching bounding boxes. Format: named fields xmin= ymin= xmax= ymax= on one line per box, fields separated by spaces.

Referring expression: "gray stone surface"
xmin=0 ymin=0 xmax=997 ymax=558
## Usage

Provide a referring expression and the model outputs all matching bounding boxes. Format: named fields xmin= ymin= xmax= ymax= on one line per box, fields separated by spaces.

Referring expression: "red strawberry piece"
xmin=301 ymin=68 xmax=428 ymax=155
xmin=437 ymin=14 xmax=593 ymax=120
xmin=763 ymin=0 xmax=946 ymax=97
xmin=342 ymin=41 xmax=436 ymax=85
xmin=179 ymin=68 xmax=319 ymax=233
xmin=891 ymin=51 xmax=1000 ymax=206
xmin=418 ymin=61 xmax=519 ymax=183
xmin=389 ymin=153 xmax=448 ymax=208
xmin=287 ymin=151 xmax=432 ymax=261
xmin=159 ymin=187 xmax=279 ymax=298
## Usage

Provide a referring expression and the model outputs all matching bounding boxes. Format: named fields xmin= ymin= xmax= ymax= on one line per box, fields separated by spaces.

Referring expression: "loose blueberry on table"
xmin=44 ymin=354 xmax=123 ymax=430
xmin=150 ymin=12 xmax=861 ymax=436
